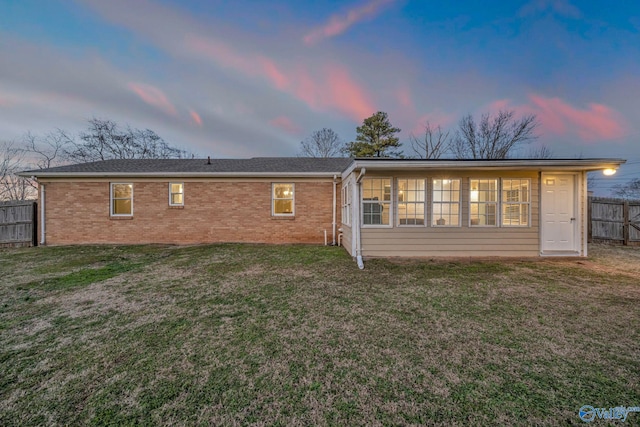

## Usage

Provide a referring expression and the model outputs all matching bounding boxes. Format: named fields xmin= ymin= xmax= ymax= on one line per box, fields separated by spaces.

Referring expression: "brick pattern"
xmin=40 ymin=180 xmax=340 ymax=245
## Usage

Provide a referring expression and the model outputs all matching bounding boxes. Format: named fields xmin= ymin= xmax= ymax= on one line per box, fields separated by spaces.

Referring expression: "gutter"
xmin=332 ymin=175 xmax=337 ymax=245
xmin=343 ymin=159 xmax=626 ymax=174
xmin=16 ymin=171 xmax=346 ymax=179
xmin=355 ymin=168 xmax=366 ymax=270
xmin=40 ymin=183 xmax=46 ymax=245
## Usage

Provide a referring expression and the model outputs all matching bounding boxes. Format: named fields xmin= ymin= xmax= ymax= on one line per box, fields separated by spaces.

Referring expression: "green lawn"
xmin=1 ymin=244 xmax=639 ymax=426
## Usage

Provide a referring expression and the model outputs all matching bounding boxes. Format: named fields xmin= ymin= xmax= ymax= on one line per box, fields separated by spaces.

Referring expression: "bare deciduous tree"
xmin=452 ymin=110 xmax=539 ymax=159
xmin=298 ymin=128 xmax=346 ymax=158
xmin=612 ymin=178 xmax=640 ymax=199
xmin=24 ymin=130 xmax=72 ymax=169
xmin=526 ymin=144 xmax=553 ymax=159
xmin=409 ymin=122 xmax=451 ymax=159
xmin=65 ymin=118 xmax=189 ymax=163
xmin=0 ymin=141 xmax=35 ymax=201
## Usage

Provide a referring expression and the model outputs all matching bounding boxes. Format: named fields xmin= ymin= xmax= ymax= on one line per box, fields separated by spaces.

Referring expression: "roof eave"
xmin=342 ymin=159 xmax=626 ymax=176
xmin=19 ymin=171 xmax=344 ymax=179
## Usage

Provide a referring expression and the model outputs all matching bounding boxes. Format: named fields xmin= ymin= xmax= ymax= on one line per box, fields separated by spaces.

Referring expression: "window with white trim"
xmin=362 ymin=178 xmax=391 ymax=226
xmin=169 ymin=182 xmax=184 ymax=206
xmin=272 ymin=183 xmax=294 ymax=216
xmin=470 ymin=179 xmax=497 ymax=226
xmin=110 ymin=183 xmax=133 ymax=216
xmin=397 ymin=178 xmax=425 ymax=226
xmin=341 ymin=183 xmax=351 ymax=226
xmin=502 ymin=179 xmax=530 ymax=226
xmin=432 ymin=178 xmax=460 ymax=227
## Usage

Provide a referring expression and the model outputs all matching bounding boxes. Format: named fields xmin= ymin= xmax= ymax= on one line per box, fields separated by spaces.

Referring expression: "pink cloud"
xmin=303 ymin=0 xmax=396 ymax=45
xmin=528 ymin=94 xmax=626 ymax=141
xmin=270 ymin=116 xmax=301 ymax=134
xmin=324 ymin=65 xmax=375 ymax=120
xmin=257 ymin=56 xmax=289 ymax=90
xmin=184 ymin=34 xmax=375 ymax=121
xmin=189 ymin=109 xmax=202 ymax=127
xmin=128 ymin=82 xmax=178 ymax=116
xmin=0 ymin=93 xmax=12 ymax=107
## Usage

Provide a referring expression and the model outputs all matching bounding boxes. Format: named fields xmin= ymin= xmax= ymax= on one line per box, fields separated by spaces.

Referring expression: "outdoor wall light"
xmin=603 ymin=168 xmax=617 ymax=176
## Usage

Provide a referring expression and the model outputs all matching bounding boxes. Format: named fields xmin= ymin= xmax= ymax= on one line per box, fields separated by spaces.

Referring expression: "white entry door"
xmin=541 ymin=174 xmax=577 ymax=252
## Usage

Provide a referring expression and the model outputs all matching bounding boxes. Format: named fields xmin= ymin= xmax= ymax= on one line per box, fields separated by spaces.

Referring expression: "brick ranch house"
xmin=20 ymin=157 xmax=625 ymax=258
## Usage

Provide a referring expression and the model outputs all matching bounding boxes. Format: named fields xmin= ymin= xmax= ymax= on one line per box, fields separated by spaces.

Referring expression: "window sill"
xmin=110 ymin=216 xmax=134 ymax=220
xmin=169 ymin=205 xmax=185 ymax=209
xmin=271 ymin=216 xmax=295 ymax=220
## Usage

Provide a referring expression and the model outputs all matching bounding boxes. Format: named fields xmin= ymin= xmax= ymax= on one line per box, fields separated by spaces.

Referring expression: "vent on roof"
xmin=207 ymin=156 xmax=211 ymax=165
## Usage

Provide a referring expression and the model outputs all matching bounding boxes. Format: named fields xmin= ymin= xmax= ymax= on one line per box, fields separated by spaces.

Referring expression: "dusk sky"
xmin=1 ymin=0 xmax=639 ymax=193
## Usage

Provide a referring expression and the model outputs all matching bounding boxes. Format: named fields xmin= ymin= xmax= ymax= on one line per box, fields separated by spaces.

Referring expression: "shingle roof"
xmin=20 ymin=157 xmax=353 ymax=176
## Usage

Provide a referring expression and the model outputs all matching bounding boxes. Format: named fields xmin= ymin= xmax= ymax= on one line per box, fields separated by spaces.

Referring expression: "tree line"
xmin=1 ymin=118 xmax=192 ymax=201
xmin=299 ymin=110 xmax=545 ymax=160
xmin=2 ymin=112 xmax=638 ymax=201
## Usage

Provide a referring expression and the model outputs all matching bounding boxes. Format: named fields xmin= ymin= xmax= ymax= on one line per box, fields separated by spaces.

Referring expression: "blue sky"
xmin=1 ymin=0 xmax=639 ymax=194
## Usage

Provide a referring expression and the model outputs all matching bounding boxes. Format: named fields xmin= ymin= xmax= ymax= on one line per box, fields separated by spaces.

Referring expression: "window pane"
xmin=273 ymin=184 xmax=293 ymax=199
xmin=171 ymin=183 xmax=183 ymax=194
xmin=172 ymin=194 xmax=183 ymax=205
xmin=274 ymin=200 xmax=293 ymax=214
xmin=113 ymin=199 xmax=131 ymax=215
xmin=113 ymin=184 xmax=132 ymax=198
xmin=432 ymin=178 xmax=460 ymax=226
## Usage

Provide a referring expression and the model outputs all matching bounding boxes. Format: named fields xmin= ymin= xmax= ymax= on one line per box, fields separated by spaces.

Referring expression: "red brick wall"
xmin=39 ymin=179 xmax=340 ymax=245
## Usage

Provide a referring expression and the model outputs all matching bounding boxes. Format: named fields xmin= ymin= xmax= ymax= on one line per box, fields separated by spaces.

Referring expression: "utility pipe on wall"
xmin=332 ymin=174 xmax=337 ymax=245
xmin=40 ymin=183 xmax=46 ymax=245
xmin=355 ymin=168 xmax=366 ymax=270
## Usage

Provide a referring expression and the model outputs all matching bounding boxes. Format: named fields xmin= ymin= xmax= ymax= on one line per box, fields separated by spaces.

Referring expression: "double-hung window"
xmin=470 ymin=179 xmax=498 ymax=226
xmin=169 ymin=183 xmax=184 ymax=206
xmin=502 ymin=179 xmax=530 ymax=226
xmin=110 ymin=183 xmax=133 ymax=216
xmin=362 ymin=178 xmax=391 ymax=226
xmin=432 ymin=178 xmax=460 ymax=226
xmin=397 ymin=178 xmax=425 ymax=225
xmin=341 ymin=183 xmax=351 ymax=226
xmin=272 ymin=183 xmax=294 ymax=216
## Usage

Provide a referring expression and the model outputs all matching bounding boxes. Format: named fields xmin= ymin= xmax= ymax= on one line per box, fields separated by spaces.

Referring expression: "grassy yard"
xmin=1 ymin=243 xmax=639 ymax=426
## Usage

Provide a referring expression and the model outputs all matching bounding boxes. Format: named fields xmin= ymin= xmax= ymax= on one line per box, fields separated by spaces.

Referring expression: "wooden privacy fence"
xmin=588 ymin=196 xmax=640 ymax=246
xmin=0 ymin=200 xmax=37 ymax=248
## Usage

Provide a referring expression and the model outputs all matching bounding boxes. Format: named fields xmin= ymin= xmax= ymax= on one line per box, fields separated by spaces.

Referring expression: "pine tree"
xmin=346 ymin=111 xmax=402 ymax=158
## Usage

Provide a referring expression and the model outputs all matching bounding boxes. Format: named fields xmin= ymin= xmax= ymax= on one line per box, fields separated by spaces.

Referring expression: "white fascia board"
xmin=348 ymin=159 xmax=626 ymax=172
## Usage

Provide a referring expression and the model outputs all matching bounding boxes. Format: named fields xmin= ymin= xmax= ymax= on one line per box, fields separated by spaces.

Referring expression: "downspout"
xmin=40 ymin=183 xmax=46 ymax=245
xmin=332 ymin=174 xmax=337 ymax=245
xmin=355 ymin=168 xmax=366 ymax=270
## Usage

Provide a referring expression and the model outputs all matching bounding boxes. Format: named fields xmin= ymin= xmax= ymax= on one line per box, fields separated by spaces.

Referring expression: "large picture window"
xmin=397 ymin=178 xmax=425 ymax=225
xmin=432 ymin=178 xmax=460 ymax=227
xmin=169 ymin=182 xmax=184 ymax=206
xmin=502 ymin=179 xmax=530 ymax=226
xmin=110 ymin=183 xmax=133 ymax=216
xmin=362 ymin=178 xmax=391 ymax=226
xmin=272 ymin=183 xmax=294 ymax=216
xmin=470 ymin=179 xmax=497 ymax=226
